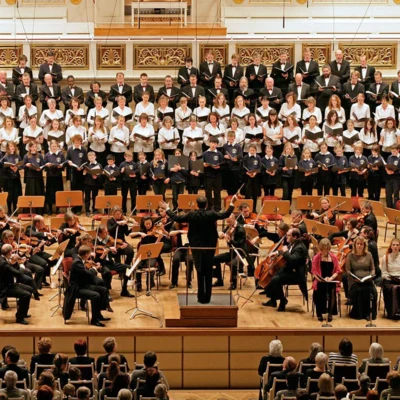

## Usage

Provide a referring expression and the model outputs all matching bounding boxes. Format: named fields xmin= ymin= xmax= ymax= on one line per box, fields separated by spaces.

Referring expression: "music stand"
xmin=384 ymin=207 xmax=400 ymax=241
xmin=326 ymin=196 xmax=353 ymax=213
xmin=304 ymin=219 xmax=339 ymax=237
xmin=359 ymin=199 xmax=385 ymax=217
xmin=261 ymin=200 xmax=290 ymax=232
xmin=49 ymin=255 xmax=65 ymax=316
xmin=95 ymin=195 xmax=122 ymax=213
xmin=178 ymin=194 xmax=199 ymax=210
xmin=296 ymin=196 xmax=321 ymax=213
xmin=56 ymin=191 xmax=83 ymax=213
xmin=17 ymin=196 xmax=45 ymax=219
xmin=136 ymin=195 xmax=163 ymax=215
xmin=0 ymin=192 xmax=8 ymax=210
xmin=125 ymin=243 xmax=163 ymax=326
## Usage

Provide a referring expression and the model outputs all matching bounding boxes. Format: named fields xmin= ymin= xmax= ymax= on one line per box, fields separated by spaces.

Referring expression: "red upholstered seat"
xmin=56 ymin=214 xmax=65 ymax=218
xmin=334 ymin=219 xmax=344 ymax=231
xmin=262 ymin=196 xmax=280 ymax=202
xmin=396 ymin=200 xmax=400 ymax=210
xmin=62 ymin=257 xmax=74 ymax=283
xmin=17 ymin=213 xmax=37 ymax=221
xmin=264 ymin=214 xmax=283 ymax=221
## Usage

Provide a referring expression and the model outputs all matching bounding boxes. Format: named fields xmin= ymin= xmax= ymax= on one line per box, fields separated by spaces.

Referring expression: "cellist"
xmin=262 ymin=228 xmax=308 ymax=312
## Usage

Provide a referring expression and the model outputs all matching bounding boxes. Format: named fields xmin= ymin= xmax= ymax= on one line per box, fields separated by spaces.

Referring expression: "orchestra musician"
xmin=58 ymin=212 xmax=84 ymax=258
xmin=262 ymin=228 xmax=308 ymax=312
xmin=359 ymin=202 xmax=378 ymax=236
xmin=0 ymin=244 xmax=32 ymax=325
xmin=310 ymin=197 xmax=337 ymax=226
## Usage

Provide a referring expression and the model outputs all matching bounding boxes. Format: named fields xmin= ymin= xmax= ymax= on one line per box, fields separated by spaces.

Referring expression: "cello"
xmin=254 ymin=235 xmax=286 ymax=288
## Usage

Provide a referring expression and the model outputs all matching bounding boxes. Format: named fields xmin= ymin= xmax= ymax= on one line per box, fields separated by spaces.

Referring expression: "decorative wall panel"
xmin=97 ymin=45 xmax=126 ymax=70
xmin=249 ymin=0 xmax=290 ymax=3
xmin=235 ymin=44 xmax=294 ymax=67
xmin=199 ymin=44 xmax=228 ymax=67
xmin=314 ymin=0 xmax=386 ymax=3
xmin=22 ymin=0 xmax=65 ymax=4
xmin=339 ymin=43 xmax=396 ymax=69
xmin=30 ymin=45 xmax=89 ymax=69
xmin=0 ymin=46 xmax=23 ymax=69
xmin=302 ymin=43 xmax=331 ymax=66
xmin=133 ymin=44 xmax=191 ymax=69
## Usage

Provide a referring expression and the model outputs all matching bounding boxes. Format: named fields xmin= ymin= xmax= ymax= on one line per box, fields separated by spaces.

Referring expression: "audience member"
xmin=305 ymin=353 xmax=331 ymax=380
xmin=0 ymin=371 xmax=29 ymax=400
xmin=275 ymin=372 xmax=300 ymax=400
xmin=117 ymin=389 xmax=132 ymax=400
xmin=349 ymin=374 xmax=370 ymax=398
xmin=102 ymin=373 xmax=130 ymax=400
xmin=154 ymin=383 xmax=168 ymax=400
xmin=359 ymin=342 xmax=390 ymax=374
xmin=34 ymin=370 xmax=61 ymax=400
xmin=0 ymin=349 xmax=29 ymax=382
xmin=51 ymin=354 xmax=69 ymax=388
xmin=96 ymin=337 xmax=129 ymax=374
xmin=328 ymin=338 xmax=358 ymax=368
xmin=258 ymin=340 xmax=285 ymax=377
xmin=98 ymin=355 xmax=120 ymax=391
xmin=333 ymin=383 xmax=347 ymax=400
xmin=30 ymin=337 xmax=55 ymax=373
xmin=62 ymin=384 xmax=76 ymax=400
xmin=36 ymin=386 xmax=54 ymax=400
xmin=69 ymin=340 xmax=95 ymax=366
xmin=381 ymin=372 xmax=400 ymax=400
xmin=76 ymin=386 xmax=91 ymax=400
xmin=310 ymin=373 xmax=334 ymax=400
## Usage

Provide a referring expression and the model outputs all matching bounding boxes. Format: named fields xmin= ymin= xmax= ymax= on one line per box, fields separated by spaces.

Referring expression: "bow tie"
xmin=362 ymin=67 xmax=367 ymax=69
xmin=142 ymin=86 xmax=146 ymax=89
xmin=216 ymin=87 xmax=221 ymax=90
xmin=70 ymin=87 xmax=75 ymax=89
xmin=25 ymin=86 xmax=29 ymax=88
xmin=208 ymin=63 xmax=213 ymax=66
xmin=297 ymin=85 xmax=302 ymax=87
xmin=48 ymin=85 xmax=53 ymax=88
xmin=337 ymin=63 xmax=341 ymax=65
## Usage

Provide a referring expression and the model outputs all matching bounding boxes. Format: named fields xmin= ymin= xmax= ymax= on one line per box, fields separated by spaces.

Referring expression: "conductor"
xmin=159 ymin=194 xmax=237 ymax=304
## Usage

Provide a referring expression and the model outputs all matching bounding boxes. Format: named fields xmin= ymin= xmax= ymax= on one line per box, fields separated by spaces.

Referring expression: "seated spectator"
xmin=33 ymin=370 xmax=62 ymax=400
xmin=98 ymin=356 xmax=120 ymax=391
xmin=381 ymin=372 xmax=400 ymax=400
xmin=265 ymin=357 xmax=304 ymax=393
xmin=154 ymin=383 xmax=168 ymax=400
xmin=117 ymin=389 xmax=132 ymax=400
xmin=328 ymin=338 xmax=358 ymax=369
xmin=0 ymin=393 xmax=7 ymax=400
xmin=0 ymin=349 xmax=29 ymax=382
xmin=333 ymin=384 xmax=347 ymax=400
xmin=275 ymin=372 xmax=299 ymax=400
xmin=102 ymin=373 xmax=130 ymax=400
xmin=36 ymin=385 xmax=54 ymax=400
xmin=30 ymin=337 xmax=55 ymax=374
xmin=51 ymin=354 xmax=69 ymax=389
xmin=349 ymin=374 xmax=370 ymax=398
xmin=0 ymin=371 xmax=29 ymax=400
xmin=68 ymin=366 xmax=82 ymax=381
xmin=298 ymin=343 xmax=322 ymax=372
xmin=310 ymin=373 xmax=334 ymax=400
xmin=367 ymin=389 xmax=379 ymax=400
xmin=62 ymin=384 xmax=76 ymax=400
xmin=296 ymin=389 xmax=310 ymax=400
xmin=359 ymin=342 xmax=390 ymax=374
xmin=136 ymin=369 xmax=162 ymax=399
xmin=96 ymin=337 xmax=129 ymax=374
xmin=1 ymin=347 xmax=25 ymax=368
xmin=69 ymin=340 xmax=95 ymax=366
xmin=130 ymin=352 xmax=169 ymax=391
xmin=76 ymin=387 xmax=90 ymax=400
xmin=305 ymin=353 xmax=331 ymax=380
xmin=258 ymin=340 xmax=285 ymax=377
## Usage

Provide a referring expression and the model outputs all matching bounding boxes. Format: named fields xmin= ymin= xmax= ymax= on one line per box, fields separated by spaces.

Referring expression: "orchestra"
xmin=1 ymin=48 xmax=400 ymax=326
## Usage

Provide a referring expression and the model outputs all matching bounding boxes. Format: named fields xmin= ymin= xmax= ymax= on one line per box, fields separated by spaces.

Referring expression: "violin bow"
xmin=5 ymin=207 xmax=20 ymax=226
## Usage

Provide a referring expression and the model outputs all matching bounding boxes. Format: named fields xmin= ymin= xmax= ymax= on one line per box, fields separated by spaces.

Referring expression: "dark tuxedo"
xmin=156 ymin=85 xmax=181 ymax=109
xmin=0 ymin=363 xmax=30 ymax=382
xmin=133 ymin=84 xmax=154 ymax=105
xmin=12 ymin=66 xmax=33 ymax=86
xmin=85 ymin=90 xmax=108 ymax=110
xmin=295 ymin=59 xmax=320 ymax=86
xmin=223 ymin=64 xmax=245 ymax=104
xmin=167 ymin=204 xmax=235 ymax=303
xmin=259 ymin=87 xmax=284 ymax=112
xmin=30 ymin=353 xmax=55 ymax=374
xmin=342 ymin=82 xmax=365 ymax=119
xmin=329 ymin=60 xmax=351 ymax=84
xmin=355 ymin=65 xmax=376 ymax=90
xmin=287 ymin=82 xmax=310 ymax=102
xmin=206 ymin=86 xmax=229 ymax=107
xmin=199 ymin=61 xmax=222 ymax=89
xmin=245 ymin=64 xmax=268 ymax=92
xmin=270 ymin=61 xmax=294 ymax=96
xmin=366 ymin=82 xmax=389 ymax=113
xmin=69 ymin=355 xmax=95 ymax=366
xmin=233 ymin=88 xmax=256 ymax=108
xmin=182 ymin=84 xmax=205 ymax=109
xmin=109 ymin=83 xmax=133 ymax=108
xmin=15 ymin=83 xmax=38 ymax=106
xmin=177 ymin=66 xmax=199 ymax=88
xmin=38 ymin=62 xmax=63 ymax=84
xmin=314 ymin=75 xmax=342 ymax=111
xmin=390 ymin=80 xmax=400 ymax=120
xmin=39 ymin=83 xmax=61 ymax=109
xmin=0 ymin=81 xmax=14 ymax=103
xmin=61 ymin=85 xmax=84 ymax=109
xmin=0 ymin=256 xmax=31 ymax=322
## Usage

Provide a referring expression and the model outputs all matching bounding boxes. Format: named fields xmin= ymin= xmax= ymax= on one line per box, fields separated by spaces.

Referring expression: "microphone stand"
xmin=321 ymin=281 xmax=333 ymax=328
xmin=366 ymin=282 xmax=376 ymax=327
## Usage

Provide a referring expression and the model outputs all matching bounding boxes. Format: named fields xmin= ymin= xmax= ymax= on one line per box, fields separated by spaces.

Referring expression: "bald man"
xmin=329 ymin=50 xmax=351 ymax=85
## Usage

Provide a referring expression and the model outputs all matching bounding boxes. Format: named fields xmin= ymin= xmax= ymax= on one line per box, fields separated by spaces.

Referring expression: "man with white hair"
xmin=259 ymin=77 xmax=283 ymax=112
xmin=0 ymin=370 xmax=29 ymax=400
xmin=329 ymin=49 xmax=351 ymax=85
xmin=39 ymin=73 xmax=61 ymax=110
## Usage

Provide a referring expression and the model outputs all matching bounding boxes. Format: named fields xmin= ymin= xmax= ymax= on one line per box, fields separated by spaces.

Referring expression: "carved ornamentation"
xmin=22 ymin=0 xmax=65 ymax=4
xmin=249 ymin=0 xmax=290 ymax=3
xmin=0 ymin=46 xmax=23 ymax=68
xmin=314 ymin=0 xmax=385 ymax=3
xmin=30 ymin=46 xmax=89 ymax=69
xmin=235 ymin=44 xmax=294 ymax=67
xmin=134 ymin=44 xmax=191 ymax=69
xmin=97 ymin=45 xmax=126 ymax=70
xmin=199 ymin=44 xmax=228 ymax=67
xmin=302 ymin=43 xmax=331 ymax=66
xmin=339 ymin=43 xmax=396 ymax=69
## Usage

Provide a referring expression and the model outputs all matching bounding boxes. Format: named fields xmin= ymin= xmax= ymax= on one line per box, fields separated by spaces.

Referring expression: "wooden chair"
xmin=364 ymin=362 xmax=391 ymax=383
xmin=67 ymin=362 xmax=95 ymax=381
xmin=316 ymin=397 xmax=336 ymax=400
xmin=268 ymin=378 xmax=287 ymax=400
xmin=33 ymin=364 xmax=54 ymax=387
xmin=384 ymin=207 xmax=400 ymax=241
xmin=374 ymin=378 xmax=389 ymax=394
xmin=341 ymin=378 xmax=359 ymax=392
xmin=332 ymin=363 xmax=358 ymax=384
xmin=265 ymin=363 xmax=284 ymax=380
xmin=298 ymin=363 xmax=315 ymax=375
xmin=306 ymin=378 xmax=321 ymax=395
xmin=387 ymin=396 xmax=400 ymax=400
xmin=99 ymin=363 xmax=128 ymax=374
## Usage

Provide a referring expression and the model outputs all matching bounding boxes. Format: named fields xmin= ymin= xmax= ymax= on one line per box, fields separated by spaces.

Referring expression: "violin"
xmin=338 ymin=230 xmax=358 ymax=272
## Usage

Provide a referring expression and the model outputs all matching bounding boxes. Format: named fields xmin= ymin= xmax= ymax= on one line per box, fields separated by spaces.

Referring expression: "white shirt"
xmin=212 ymin=105 xmax=230 ymax=130
xmin=283 ymin=126 xmax=302 ymax=148
xmin=375 ymin=104 xmax=395 ymax=128
xmin=65 ymin=125 xmax=87 ymax=147
xmin=134 ymin=102 xmax=155 ymax=121
xmin=323 ymin=122 xmax=343 ymax=148
xmin=342 ymin=129 xmax=359 ymax=153
xmin=324 ymin=106 xmax=346 ymax=124
xmin=87 ymin=107 xmax=109 ymax=126
xmin=182 ymin=126 xmax=204 ymax=156
xmin=88 ymin=127 xmax=108 ymax=153
xmin=109 ymin=125 xmax=130 ymax=153
xmin=279 ymin=103 xmax=301 ymax=122
xmin=302 ymin=125 xmax=323 ymax=153
xmin=23 ymin=126 xmax=43 ymax=151
xmin=111 ymin=106 xmax=133 ymax=125
xmin=256 ymin=106 xmax=272 ymax=124
xmin=156 ymin=106 xmax=174 ymax=129
xmin=47 ymin=129 xmax=65 ymax=150
xmin=380 ymin=129 xmax=400 ymax=152
xmin=358 ymin=128 xmax=378 ymax=149
xmin=231 ymin=128 xmax=245 ymax=145
xmin=244 ymin=125 xmax=263 ymax=153
xmin=39 ymin=109 xmax=64 ymax=139
xmin=204 ymin=123 xmax=226 ymax=147
xmin=350 ymin=103 xmax=371 ymax=128
xmin=0 ymin=128 xmax=19 ymax=152
xmin=131 ymin=124 xmax=155 ymax=153
xmin=18 ymin=105 xmax=37 ymax=129
xmin=193 ymin=106 xmax=211 ymax=131
xmin=361 ymin=67 xmax=367 ymax=79
xmin=231 ymin=107 xmax=250 ymax=130
xmin=263 ymin=121 xmax=282 ymax=146
xmin=64 ymin=108 xmax=85 ymax=127
xmin=158 ymin=127 xmax=180 ymax=150
xmin=0 ymin=107 xmax=14 ymax=127
xmin=305 ymin=61 xmax=310 ymax=71
xmin=175 ymin=106 xmax=192 ymax=131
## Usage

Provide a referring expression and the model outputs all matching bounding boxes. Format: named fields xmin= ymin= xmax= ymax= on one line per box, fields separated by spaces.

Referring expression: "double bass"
xmin=254 ymin=235 xmax=286 ymax=288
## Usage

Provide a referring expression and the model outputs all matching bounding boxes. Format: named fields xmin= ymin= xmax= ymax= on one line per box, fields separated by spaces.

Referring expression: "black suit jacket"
xmin=69 ymin=356 xmax=95 ymax=366
xmin=207 ymin=87 xmax=229 ymax=106
xmin=15 ymin=83 xmax=38 ymax=104
xmin=182 ymin=85 xmax=205 ymax=108
xmin=0 ymin=81 xmax=14 ymax=102
xmin=329 ymin=60 xmax=351 ymax=84
xmin=390 ymin=80 xmax=400 ymax=109
xmin=133 ymin=84 xmax=154 ymax=105
xmin=0 ymin=256 xmax=22 ymax=304
xmin=282 ymin=240 xmax=308 ymax=276
xmin=12 ymin=66 xmax=33 ymax=86
xmin=245 ymin=64 xmax=268 ymax=89
xmin=295 ymin=60 xmax=320 ymax=86
xmin=30 ymin=353 xmax=55 ymax=374
xmin=199 ymin=61 xmax=222 ymax=89
xmin=355 ymin=65 xmax=376 ymax=90
xmin=39 ymin=83 xmax=61 ymax=105
xmin=366 ymin=82 xmax=389 ymax=109
xmin=156 ymin=85 xmax=181 ymax=108
xmin=70 ymin=256 xmax=98 ymax=288
xmin=314 ymin=75 xmax=341 ymax=110
xmin=0 ymin=364 xmax=29 ymax=382
xmin=61 ymin=86 xmax=84 ymax=108
xmin=109 ymin=83 xmax=133 ymax=107
xmin=96 ymin=354 xmax=129 ymax=374
xmin=342 ymin=82 xmax=365 ymax=116
xmin=265 ymin=370 xmax=305 ymax=392
xmin=38 ymin=62 xmax=63 ymax=83
xmin=287 ymin=82 xmax=310 ymax=101
xmin=223 ymin=64 xmax=245 ymax=88
xmin=270 ymin=61 xmax=294 ymax=90
xmin=85 ymin=90 xmax=108 ymax=110
xmin=177 ymin=66 xmax=199 ymax=88
xmin=167 ymin=205 xmax=234 ymax=248
xmin=259 ymin=87 xmax=284 ymax=111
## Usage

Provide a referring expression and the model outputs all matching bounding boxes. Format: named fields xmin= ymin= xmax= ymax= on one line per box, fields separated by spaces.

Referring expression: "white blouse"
xmin=182 ymin=126 xmax=204 ymax=157
xmin=302 ymin=125 xmax=323 ymax=153
xmin=212 ymin=105 xmax=231 ymax=130
xmin=375 ymin=104 xmax=395 ymax=129
xmin=23 ymin=126 xmax=43 ymax=151
xmin=256 ymin=106 xmax=272 ymax=125
xmin=193 ymin=106 xmax=211 ymax=131
xmin=283 ymin=126 xmax=302 ymax=149
xmin=134 ymin=102 xmax=155 ymax=121
xmin=0 ymin=128 xmax=19 ymax=152
xmin=358 ymin=129 xmax=378 ymax=150
xmin=324 ymin=106 xmax=346 ymax=124
xmin=243 ymin=125 xmax=263 ymax=153
xmin=175 ymin=107 xmax=192 ymax=131
xmin=87 ymin=107 xmax=110 ymax=126
xmin=323 ymin=122 xmax=343 ymax=148
xmin=0 ymin=107 xmax=14 ymax=127
xmin=350 ymin=103 xmax=371 ymax=128
xmin=231 ymin=107 xmax=250 ymax=130
xmin=39 ymin=109 xmax=64 ymax=139
xmin=111 ymin=106 xmax=134 ymax=125
xmin=302 ymin=107 xmax=323 ymax=126
xmin=88 ymin=127 xmax=108 ymax=153
xmin=65 ymin=125 xmax=87 ymax=147
xmin=131 ymin=124 xmax=155 ymax=153
xmin=18 ymin=105 xmax=37 ymax=129
xmin=109 ymin=125 xmax=130 ymax=153
xmin=380 ymin=129 xmax=400 ymax=152
xmin=158 ymin=127 xmax=180 ymax=150
xmin=231 ymin=128 xmax=245 ymax=145
xmin=381 ymin=252 xmax=400 ymax=280
xmin=279 ymin=103 xmax=301 ymax=122
xmin=64 ymin=108 xmax=85 ymax=127
xmin=47 ymin=129 xmax=65 ymax=150
xmin=204 ymin=123 xmax=226 ymax=148
xmin=342 ymin=129 xmax=359 ymax=153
